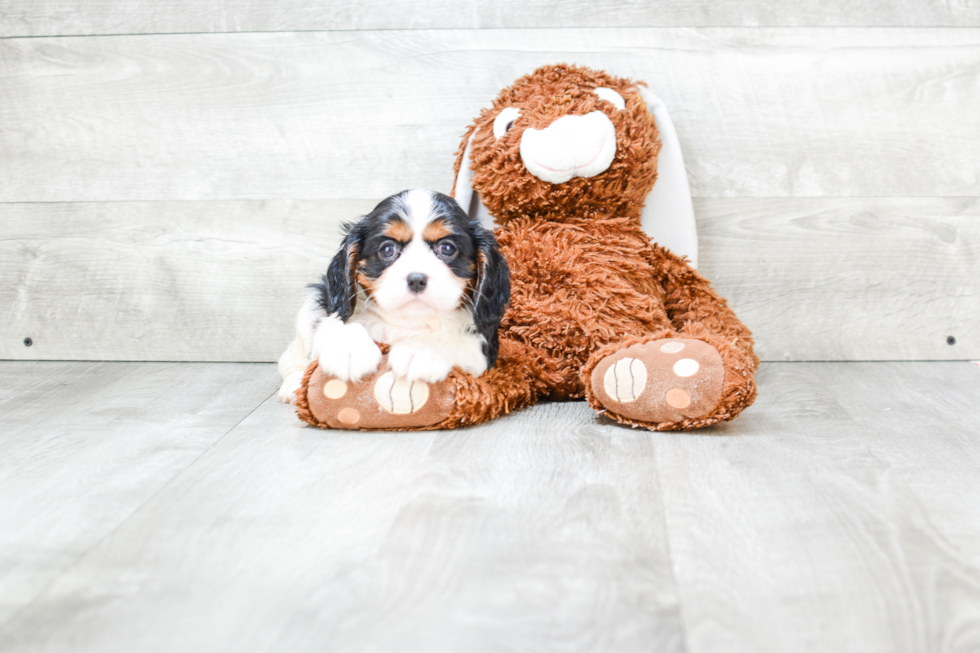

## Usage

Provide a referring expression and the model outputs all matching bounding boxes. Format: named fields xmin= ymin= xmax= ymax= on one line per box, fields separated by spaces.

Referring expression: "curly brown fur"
xmin=293 ymin=360 xmax=323 ymax=429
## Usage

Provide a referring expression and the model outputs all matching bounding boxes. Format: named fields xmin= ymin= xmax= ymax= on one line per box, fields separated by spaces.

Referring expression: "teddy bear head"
xmin=453 ymin=64 xmax=662 ymax=225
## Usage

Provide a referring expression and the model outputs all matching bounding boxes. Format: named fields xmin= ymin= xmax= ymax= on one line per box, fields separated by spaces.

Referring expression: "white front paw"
xmin=313 ymin=321 xmax=382 ymax=382
xmin=388 ymin=343 xmax=453 ymax=383
xmin=278 ymin=371 xmax=304 ymax=404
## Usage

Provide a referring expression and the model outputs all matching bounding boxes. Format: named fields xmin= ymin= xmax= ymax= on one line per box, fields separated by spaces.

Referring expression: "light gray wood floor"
xmin=1 ymin=361 xmax=979 ymax=652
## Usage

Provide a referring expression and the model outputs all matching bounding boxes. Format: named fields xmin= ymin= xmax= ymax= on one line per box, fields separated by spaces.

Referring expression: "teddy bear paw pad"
xmin=373 ymin=372 xmax=431 ymax=414
xmin=592 ymin=339 xmax=725 ymax=425
xmin=303 ymin=358 xmax=455 ymax=430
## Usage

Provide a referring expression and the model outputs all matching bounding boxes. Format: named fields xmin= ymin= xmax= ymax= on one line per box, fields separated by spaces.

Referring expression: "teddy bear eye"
xmin=594 ymin=87 xmax=625 ymax=110
xmin=492 ymin=107 xmax=521 ymax=139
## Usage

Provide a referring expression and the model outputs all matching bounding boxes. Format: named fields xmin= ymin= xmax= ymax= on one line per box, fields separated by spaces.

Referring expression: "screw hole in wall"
xmin=947 ymin=336 xmax=956 ymax=346
xmin=24 ymin=337 xmax=33 ymax=347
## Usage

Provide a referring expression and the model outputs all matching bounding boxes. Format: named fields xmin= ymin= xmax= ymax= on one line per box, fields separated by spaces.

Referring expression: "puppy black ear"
xmin=471 ymin=227 xmax=510 ymax=368
xmin=312 ymin=221 xmax=364 ymax=322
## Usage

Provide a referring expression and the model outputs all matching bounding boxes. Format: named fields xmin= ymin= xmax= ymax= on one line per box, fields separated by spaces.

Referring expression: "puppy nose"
xmin=406 ymin=273 xmax=428 ymax=294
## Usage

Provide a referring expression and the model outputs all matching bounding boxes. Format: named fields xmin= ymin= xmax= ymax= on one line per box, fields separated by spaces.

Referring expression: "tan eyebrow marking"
xmin=384 ymin=219 xmax=413 ymax=242
xmin=423 ymin=219 xmax=453 ymax=241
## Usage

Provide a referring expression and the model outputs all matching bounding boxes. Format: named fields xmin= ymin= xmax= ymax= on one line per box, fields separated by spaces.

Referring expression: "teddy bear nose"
xmin=519 ymin=111 xmax=617 ymax=184
xmin=406 ymin=273 xmax=428 ymax=294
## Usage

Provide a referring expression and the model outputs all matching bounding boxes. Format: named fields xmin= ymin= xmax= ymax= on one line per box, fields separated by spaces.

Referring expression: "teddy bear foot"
xmin=590 ymin=338 xmax=726 ymax=428
xmin=298 ymin=358 xmax=456 ymax=430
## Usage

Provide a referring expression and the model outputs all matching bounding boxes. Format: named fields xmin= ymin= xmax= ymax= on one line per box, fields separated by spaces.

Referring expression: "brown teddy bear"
xmin=296 ymin=64 xmax=758 ymax=431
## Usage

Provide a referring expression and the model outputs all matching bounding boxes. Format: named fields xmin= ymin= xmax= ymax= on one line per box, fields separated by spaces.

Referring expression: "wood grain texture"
xmin=697 ymin=197 xmax=980 ymax=361
xmin=2 ymin=197 xmax=975 ymax=362
xmin=1 ymin=29 xmax=978 ymax=202
xmin=2 ymin=361 xmax=979 ymax=651
xmin=2 ymin=0 xmax=980 ymax=37
xmin=0 ymin=391 xmax=684 ymax=653
xmin=0 ymin=199 xmax=375 ymax=362
xmin=0 ymin=361 xmax=278 ymax=630
xmin=653 ymin=361 xmax=980 ymax=653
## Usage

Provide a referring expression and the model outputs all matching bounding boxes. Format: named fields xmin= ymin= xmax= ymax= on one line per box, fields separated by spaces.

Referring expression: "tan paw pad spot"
xmin=665 ymin=388 xmax=691 ymax=409
xmin=374 ymin=372 xmax=430 ymax=414
xmin=673 ymin=358 xmax=699 ymax=377
xmin=322 ymin=379 xmax=348 ymax=399
xmin=337 ymin=407 xmax=360 ymax=425
xmin=660 ymin=341 xmax=685 ymax=354
xmin=603 ymin=357 xmax=647 ymax=403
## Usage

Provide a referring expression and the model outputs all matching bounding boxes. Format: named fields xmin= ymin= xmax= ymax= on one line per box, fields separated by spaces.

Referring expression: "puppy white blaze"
xmin=401 ymin=188 xmax=436 ymax=235
xmin=520 ymin=111 xmax=617 ymax=184
xmin=371 ymin=189 xmax=467 ymax=316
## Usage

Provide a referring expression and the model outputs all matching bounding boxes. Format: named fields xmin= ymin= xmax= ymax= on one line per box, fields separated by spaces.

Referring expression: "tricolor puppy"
xmin=278 ymin=189 xmax=510 ymax=403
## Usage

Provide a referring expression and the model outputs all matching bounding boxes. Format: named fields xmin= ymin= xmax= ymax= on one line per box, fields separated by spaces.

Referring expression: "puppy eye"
xmin=594 ymin=87 xmax=625 ymax=110
xmin=492 ymin=107 xmax=521 ymax=139
xmin=437 ymin=241 xmax=457 ymax=259
xmin=379 ymin=242 xmax=400 ymax=261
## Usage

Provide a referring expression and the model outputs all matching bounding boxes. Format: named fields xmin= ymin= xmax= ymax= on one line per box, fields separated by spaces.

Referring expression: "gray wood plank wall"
xmin=1 ymin=4 xmax=977 ymax=362
xmin=3 ymin=0 xmax=980 ymax=35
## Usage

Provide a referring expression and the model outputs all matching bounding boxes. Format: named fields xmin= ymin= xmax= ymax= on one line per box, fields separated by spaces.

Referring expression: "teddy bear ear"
xmin=635 ymin=85 xmax=699 ymax=269
xmin=452 ymin=132 xmax=497 ymax=232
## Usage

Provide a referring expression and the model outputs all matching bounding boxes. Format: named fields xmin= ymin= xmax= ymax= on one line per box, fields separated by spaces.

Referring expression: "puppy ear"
xmin=470 ymin=226 xmax=510 ymax=368
xmin=313 ymin=222 xmax=363 ymax=322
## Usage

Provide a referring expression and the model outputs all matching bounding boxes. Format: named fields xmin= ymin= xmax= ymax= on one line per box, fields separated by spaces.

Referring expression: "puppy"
xmin=278 ymin=189 xmax=509 ymax=403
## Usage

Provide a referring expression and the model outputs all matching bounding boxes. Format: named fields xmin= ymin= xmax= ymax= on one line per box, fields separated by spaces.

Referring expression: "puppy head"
xmin=319 ymin=189 xmax=510 ymax=363
xmin=452 ymin=64 xmax=661 ymax=224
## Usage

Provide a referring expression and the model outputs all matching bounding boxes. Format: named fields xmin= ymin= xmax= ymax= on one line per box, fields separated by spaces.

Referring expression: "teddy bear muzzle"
xmin=519 ymin=111 xmax=617 ymax=184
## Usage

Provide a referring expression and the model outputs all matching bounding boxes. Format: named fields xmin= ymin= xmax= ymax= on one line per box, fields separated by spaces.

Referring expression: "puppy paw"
xmin=278 ymin=371 xmax=305 ymax=404
xmin=313 ymin=322 xmax=382 ymax=382
xmin=388 ymin=343 xmax=453 ymax=383
xmin=590 ymin=338 xmax=726 ymax=427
